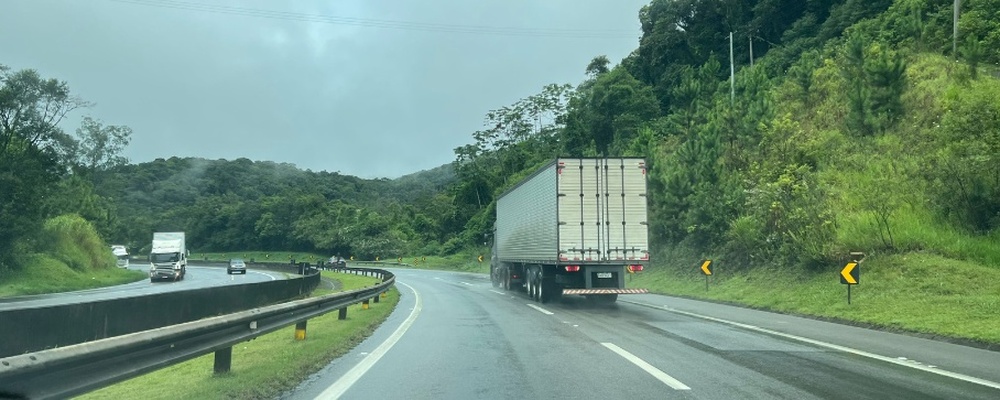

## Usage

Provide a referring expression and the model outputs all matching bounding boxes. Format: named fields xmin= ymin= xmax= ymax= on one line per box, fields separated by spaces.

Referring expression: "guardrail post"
xmin=214 ymin=347 xmax=232 ymax=374
xmin=362 ymin=299 xmax=369 ymax=310
xmin=373 ymin=294 xmax=380 ymax=303
xmin=294 ymin=320 xmax=307 ymax=341
xmin=338 ymin=307 xmax=347 ymax=320
xmin=381 ymin=292 xmax=387 ymax=299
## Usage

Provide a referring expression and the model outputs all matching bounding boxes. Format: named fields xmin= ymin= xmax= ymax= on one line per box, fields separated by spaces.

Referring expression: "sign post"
xmin=840 ymin=252 xmax=864 ymax=304
xmin=700 ymin=260 xmax=713 ymax=291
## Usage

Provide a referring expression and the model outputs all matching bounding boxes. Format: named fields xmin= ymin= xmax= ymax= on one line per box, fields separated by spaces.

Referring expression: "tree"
xmin=0 ymin=66 xmax=87 ymax=268
xmin=72 ymin=116 xmax=132 ymax=171
xmin=562 ymin=68 xmax=660 ymax=156
xmin=959 ymin=34 xmax=984 ymax=80
xmin=0 ymin=67 xmax=87 ymax=161
xmin=841 ymin=32 xmax=872 ymax=136
xmin=586 ymin=55 xmax=611 ymax=78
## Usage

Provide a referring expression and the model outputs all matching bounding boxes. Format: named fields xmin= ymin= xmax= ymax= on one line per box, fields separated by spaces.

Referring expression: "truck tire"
xmin=529 ymin=267 xmax=543 ymax=302
xmin=527 ymin=268 xmax=536 ymax=300
xmin=490 ymin=266 xmax=500 ymax=288
xmin=536 ymin=278 xmax=544 ymax=303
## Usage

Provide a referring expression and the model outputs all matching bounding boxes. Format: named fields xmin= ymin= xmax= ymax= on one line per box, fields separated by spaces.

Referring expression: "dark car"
xmin=328 ymin=256 xmax=347 ymax=269
xmin=227 ymin=258 xmax=247 ymax=274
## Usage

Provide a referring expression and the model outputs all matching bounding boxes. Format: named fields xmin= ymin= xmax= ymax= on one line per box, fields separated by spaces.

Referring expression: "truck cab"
xmin=149 ymin=232 xmax=188 ymax=282
xmin=111 ymin=245 xmax=129 ymax=268
xmin=149 ymin=251 xmax=186 ymax=282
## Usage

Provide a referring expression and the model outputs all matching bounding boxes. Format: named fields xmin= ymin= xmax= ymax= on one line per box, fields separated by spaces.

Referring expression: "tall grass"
xmin=0 ymin=214 xmax=145 ymax=297
xmin=838 ymin=205 xmax=1000 ymax=268
xmin=40 ymin=214 xmax=115 ymax=270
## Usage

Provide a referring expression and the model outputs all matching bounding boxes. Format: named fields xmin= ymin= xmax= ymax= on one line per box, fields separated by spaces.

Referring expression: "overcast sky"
xmin=1 ymin=0 xmax=649 ymax=179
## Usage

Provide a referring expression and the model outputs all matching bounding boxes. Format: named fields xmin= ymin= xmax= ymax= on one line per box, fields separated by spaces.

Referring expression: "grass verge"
xmin=632 ymin=251 xmax=1000 ymax=346
xmin=193 ymin=251 xmax=330 ymax=264
xmin=79 ymin=271 xmax=399 ymax=400
xmin=0 ymin=253 xmax=145 ymax=297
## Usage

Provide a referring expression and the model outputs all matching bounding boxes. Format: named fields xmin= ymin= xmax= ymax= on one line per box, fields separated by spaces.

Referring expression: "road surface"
xmin=283 ymin=268 xmax=1000 ymax=400
xmin=0 ymin=264 xmax=283 ymax=311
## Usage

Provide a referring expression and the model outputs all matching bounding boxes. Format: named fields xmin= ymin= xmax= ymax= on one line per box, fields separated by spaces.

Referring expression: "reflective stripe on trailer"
xmin=562 ymin=288 xmax=650 ymax=295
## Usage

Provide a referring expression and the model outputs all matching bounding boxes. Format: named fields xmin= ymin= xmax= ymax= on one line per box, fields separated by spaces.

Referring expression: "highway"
xmin=284 ymin=268 xmax=1000 ymax=400
xmin=0 ymin=263 xmax=284 ymax=311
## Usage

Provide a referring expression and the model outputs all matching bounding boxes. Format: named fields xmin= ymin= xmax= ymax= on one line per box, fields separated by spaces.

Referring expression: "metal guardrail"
xmin=350 ymin=260 xmax=413 ymax=267
xmin=0 ymin=268 xmax=394 ymax=400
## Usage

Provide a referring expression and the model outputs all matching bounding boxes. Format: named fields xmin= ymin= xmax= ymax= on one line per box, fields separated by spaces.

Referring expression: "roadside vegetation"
xmin=634 ymin=250 xmax=1000 ymax=346
xmin=80 ymin=271 xmax=399 ymax=400
xmin=0 ymin=214 xmax=144 ymax=297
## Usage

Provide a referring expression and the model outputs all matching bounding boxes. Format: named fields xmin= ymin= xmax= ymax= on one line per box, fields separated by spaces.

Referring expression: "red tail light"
xmin=564 ymin=265 xmax=580 ymax=272
xmin=628 ymin=265 xmax=644 ymax=272
xmin=512 ymin=274 xmax=519 ymax=279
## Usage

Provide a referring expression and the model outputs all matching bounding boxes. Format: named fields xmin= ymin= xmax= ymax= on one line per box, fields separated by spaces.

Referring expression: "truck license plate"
xmin=597 ymin=272 xmax=612 ymax=279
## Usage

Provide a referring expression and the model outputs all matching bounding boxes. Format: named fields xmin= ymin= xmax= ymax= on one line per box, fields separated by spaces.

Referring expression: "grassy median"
xmin=79 ymin=271 xmax=399 ymax=400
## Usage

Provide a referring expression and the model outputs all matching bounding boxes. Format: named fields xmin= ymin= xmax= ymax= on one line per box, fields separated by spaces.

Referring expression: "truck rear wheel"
xmin=527 ymin=268 xmax=537 ymax=301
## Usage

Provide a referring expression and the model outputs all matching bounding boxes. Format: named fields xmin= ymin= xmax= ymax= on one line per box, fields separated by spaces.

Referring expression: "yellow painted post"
xmin=294 ymin=320 xmax=307 ymax=341
xmin=380 ymin=292 xmax=387 ymax=299
xmin=362 ymin=299 xmax=370 ymax=310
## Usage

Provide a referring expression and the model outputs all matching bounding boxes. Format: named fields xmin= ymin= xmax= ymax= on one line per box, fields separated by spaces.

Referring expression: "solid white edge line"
xmin=526 ymin=304 xmax=554 ymax=315
xmin=602 ymin=342 xmax=691 ymax=390
xmin=460 ymin=281 xmax=473 ymax=286
xmin=314 ymin=281 xmax=422 ymax=400
xmin=489 ymin=290 xmax=506 ymax=295
xmin=621 ymin=299 xmax=1000 ymax=391
xmin=247 ymin=270 xmax=276 ymax=281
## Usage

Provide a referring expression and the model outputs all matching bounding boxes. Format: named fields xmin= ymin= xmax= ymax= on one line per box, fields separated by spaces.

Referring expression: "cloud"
xmin=0 ymin=0 xmax=647 ymax=178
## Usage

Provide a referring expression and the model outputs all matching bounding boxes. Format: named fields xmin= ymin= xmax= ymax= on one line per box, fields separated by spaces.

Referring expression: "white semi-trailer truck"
xmin=149 ymin=232 xmax=187 ymax=282
xmin=490 ymin=158 xmax=650 ymax=304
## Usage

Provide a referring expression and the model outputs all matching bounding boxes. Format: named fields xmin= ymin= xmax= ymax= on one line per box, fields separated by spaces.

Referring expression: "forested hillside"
xmin=448 ymin=0 xmax=1000 ymax=272
xmin=91 ymin=158 xmax=459 ymax=257
xmin=3 ymin=0 xmax=998 ymax=278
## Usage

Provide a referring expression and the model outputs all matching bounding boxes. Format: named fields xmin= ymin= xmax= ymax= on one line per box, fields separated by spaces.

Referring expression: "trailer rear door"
xmin=557 ymin=158 xmax=649 ymax=263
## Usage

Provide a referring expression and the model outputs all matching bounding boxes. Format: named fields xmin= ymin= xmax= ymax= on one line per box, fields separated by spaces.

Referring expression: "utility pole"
xmin=729 ymin=32 xmax=735 ymax=104
xmin=953 ymin=0 xmax=961 ymax=61
xmin=749 ymin=35 xmax=754 ymax=67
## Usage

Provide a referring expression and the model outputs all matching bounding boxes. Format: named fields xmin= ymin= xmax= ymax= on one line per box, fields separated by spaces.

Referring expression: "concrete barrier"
xmin=0 ymin=272 xmax=319 ymax=358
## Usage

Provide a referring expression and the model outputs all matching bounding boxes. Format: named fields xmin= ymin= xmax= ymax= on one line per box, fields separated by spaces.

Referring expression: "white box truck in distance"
xmin=111 ymin=245 xmax=129 ymax=268
xmin=490 ymin=158 xmax=650 ymax=304
xmin=149 ymin=232 xmax=187 ymax=282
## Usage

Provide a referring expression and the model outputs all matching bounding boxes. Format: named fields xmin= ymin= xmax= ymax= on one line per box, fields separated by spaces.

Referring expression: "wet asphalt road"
xmin=283 ymin=268 xmax=1000 ymax=400
xmin=0 ymin=264 xmax=284 ymax=311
